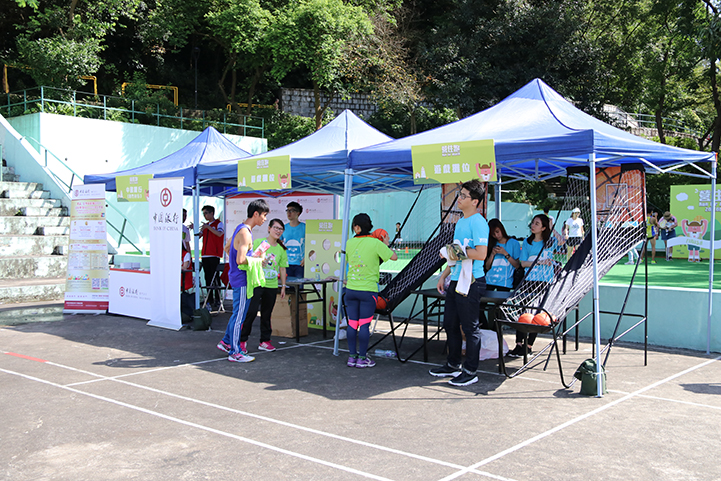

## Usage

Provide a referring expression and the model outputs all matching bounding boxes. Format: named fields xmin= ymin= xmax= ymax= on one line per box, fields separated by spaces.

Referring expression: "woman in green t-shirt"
xmin=345 ymin=213 xmax=397 ymax=368
xmin=240 ymin=218 xmax=289 ymax=354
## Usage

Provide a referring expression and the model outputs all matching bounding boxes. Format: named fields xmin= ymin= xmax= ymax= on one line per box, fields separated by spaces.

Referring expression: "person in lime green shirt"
xmin=345 ymin=213 xmax=397 ymax=368
xmin=240 ymin=218 xmax=289 ymax=354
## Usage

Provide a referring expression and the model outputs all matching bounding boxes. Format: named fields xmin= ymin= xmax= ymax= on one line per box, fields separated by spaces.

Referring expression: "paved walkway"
xmin=1 ymin=308 xmax=720 ymax=480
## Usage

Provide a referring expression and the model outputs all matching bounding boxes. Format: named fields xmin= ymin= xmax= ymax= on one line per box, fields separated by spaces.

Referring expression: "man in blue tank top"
xmin=217 ymin=199 xmax=270 ymax=362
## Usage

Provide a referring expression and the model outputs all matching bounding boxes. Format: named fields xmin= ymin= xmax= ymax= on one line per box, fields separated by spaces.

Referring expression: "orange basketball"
xmin=518 ymin=313 xmax=534 ymax=324
xmin=532 ymin=312 xmax=553 ymax=326
xmin=376 ymin=296 xmax=387 ymax=310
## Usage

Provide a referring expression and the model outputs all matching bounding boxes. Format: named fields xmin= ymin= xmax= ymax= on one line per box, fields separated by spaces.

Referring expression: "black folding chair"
xmin=202 ymin=263 xmax=227 ymax=313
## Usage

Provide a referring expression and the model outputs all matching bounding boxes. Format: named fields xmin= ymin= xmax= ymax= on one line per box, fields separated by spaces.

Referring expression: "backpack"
xmin=191 ymin=308 xmax=213 ymax=331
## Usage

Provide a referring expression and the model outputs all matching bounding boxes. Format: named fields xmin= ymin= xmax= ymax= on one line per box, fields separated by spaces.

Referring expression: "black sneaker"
xmin=429 ymin=364 xmax=462 ymax=377
xmin=507 ymin=345 xmax=523 ymax=358
xmin=449 ymin=371 xmax=478 ymax=386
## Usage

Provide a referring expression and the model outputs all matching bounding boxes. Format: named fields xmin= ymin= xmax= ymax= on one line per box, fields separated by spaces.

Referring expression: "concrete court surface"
xmin=1 ymin=307 xmax=721 ymax=481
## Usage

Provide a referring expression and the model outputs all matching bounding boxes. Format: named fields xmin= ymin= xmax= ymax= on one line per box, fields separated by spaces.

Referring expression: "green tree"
xmin=417 ymin=0 xmax=603 ymax=117
xmin=270 ymin=0 xmax=373 ymax=129
xmin=205 ymin=0 xmax=274 ymax=115
xmin=13 ymin=0 xmax=141 ymax=90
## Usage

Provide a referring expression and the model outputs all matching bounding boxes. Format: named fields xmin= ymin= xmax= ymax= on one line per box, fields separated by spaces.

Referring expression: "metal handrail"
xmin=611 ymin=110 xmax=703 ymax=138
xmin=22 ymin=135 xmax=144 ymax=254
xmin=2 ymin=86 xmax=265 ymax=137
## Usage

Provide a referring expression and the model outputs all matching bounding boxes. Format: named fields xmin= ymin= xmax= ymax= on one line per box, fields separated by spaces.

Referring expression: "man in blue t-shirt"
xmin=282 ymin=201 xmax=305 ymax=278
xmin=430 ymin=180 xmax=489 ymax=387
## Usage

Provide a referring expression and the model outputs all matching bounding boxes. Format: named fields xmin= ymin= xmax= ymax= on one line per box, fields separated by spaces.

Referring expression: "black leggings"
xmin=241 ymin=286 xmax=279 ymax=343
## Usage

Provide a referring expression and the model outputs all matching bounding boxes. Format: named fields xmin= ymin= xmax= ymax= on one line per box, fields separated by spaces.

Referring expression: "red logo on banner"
xmin=160 ymin=188 xmax=172 ymax=207
xmin=119 ymin=287 xmax=125 ymax=297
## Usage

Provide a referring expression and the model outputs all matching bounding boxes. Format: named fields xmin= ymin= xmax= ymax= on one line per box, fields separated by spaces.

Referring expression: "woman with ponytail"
xmin=344 ymin=213 xmax=397 ymax=368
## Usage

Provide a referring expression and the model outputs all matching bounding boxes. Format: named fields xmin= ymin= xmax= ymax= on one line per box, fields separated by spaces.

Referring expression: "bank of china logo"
xmin=119 ymin=286 xmax=125 ymax=297
xmin=160 ymin=187 xmax=172 ymax=207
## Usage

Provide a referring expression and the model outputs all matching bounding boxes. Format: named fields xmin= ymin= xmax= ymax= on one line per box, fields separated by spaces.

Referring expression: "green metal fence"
xmin=2 ymin=86 xmax=264 ymax=138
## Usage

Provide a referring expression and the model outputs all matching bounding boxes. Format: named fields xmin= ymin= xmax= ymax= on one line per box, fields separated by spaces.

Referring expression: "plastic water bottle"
xmin=374 ymin=349 xmax=396 ymax=358
xmin=315 ymin=263 xmax=320 ymax=280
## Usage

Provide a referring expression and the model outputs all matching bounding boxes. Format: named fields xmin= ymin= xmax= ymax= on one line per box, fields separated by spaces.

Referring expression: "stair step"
xmin=1 ymin=165 xmax=16 ymax=176
xmin=0 ymin=216 xmax=70 ymax=235
xmin=2 ymin=189 xmax=51 ymax=200
xmin=0 ymin=277 xmax=65 ymax=304
xmin=0 ymin=181 xmax=42 ymax=193
xmin=0 ymin=255 xmax=68 ymax=279
xmin=0 ymin=234 xmax=69 ymax=256
xmin=0 ymin=300 xmax=65 ymax=326
xmin=18 ymin=206 xmax=66 ymax=217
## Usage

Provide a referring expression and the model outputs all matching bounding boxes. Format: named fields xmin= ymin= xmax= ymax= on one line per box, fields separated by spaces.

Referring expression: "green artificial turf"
xmin=382 ymin=254 xmax=720 ymax=291
xmin=600 ymin=257 xmax=720 ymax=290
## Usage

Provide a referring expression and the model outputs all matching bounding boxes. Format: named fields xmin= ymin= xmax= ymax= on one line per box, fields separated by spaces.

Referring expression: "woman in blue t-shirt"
xmin=508 ymin=214 xmax=554 ymax=358
xmin=484 ymin=219 xmax=522 ymax=291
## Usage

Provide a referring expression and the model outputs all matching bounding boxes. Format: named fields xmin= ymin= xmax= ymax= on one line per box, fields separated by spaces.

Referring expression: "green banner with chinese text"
xmin=411 ymin=140 xmax=496 ymax=184
xmin=238 ymin=155 xmax=291 ymax=191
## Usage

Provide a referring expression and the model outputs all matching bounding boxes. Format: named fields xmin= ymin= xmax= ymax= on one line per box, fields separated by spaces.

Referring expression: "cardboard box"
xmin=272 ymin=292 xmax=308 ymax=338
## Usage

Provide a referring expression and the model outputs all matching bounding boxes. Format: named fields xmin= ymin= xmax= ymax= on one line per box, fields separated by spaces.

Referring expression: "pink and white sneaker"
xmin=216 ymin=341 xmax=231 ymax=353
xmin=228 ymin=352 xmax=255 ymax=363
xmin=240 ymin=341 xmax=248 ymax=354
xmin=258 ymin=341 xmax=276 ymax=352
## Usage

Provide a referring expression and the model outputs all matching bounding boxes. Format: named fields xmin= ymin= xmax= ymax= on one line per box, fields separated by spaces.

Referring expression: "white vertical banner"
xmin=147 ymin=177 xmax=183 ymax=330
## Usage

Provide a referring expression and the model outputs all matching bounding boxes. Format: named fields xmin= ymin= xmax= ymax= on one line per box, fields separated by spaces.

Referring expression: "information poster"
xmin=147 ymin=177 xmax=183 ymax=330
xmin=116 ymin=174 xmax=152 ymax=202
xmin=63 ymin=184 xmax=109 ymax=314
xmin=305 ymin=219 xmax=343 ymax=331
xmin=238 ymin=155 xmax=291 ymax=191
xmin=225 ymin=193 xmax=337 ymax=245
xmin=668 ymin=184 xmax=721 ymax=260
xmin=411 ymin=140 xmax=496 ymax=184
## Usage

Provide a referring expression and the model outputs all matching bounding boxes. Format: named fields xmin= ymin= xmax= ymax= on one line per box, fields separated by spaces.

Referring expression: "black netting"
xmin=501 ymin=167 xmax=646 ymax=323
xmin=378 ymin=222 xmax=455 ymax=314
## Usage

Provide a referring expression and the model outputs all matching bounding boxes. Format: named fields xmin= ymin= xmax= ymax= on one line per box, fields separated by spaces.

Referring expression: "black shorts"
xmin=567 ymin=237 xmax=582 ymax=248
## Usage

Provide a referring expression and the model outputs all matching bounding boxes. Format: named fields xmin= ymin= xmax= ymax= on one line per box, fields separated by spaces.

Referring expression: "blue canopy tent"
xmin=350 ymin=79 xmax=714 ymax=179
xmin=84 ymin=126 xmax=253 ymax=309
xmin=84 ymin=126 xmax=252 ymax=195
xmin=196 ymin=109 xmax=396 ymax=196
xmin=345 ymin=79 xmax=717 ymax=387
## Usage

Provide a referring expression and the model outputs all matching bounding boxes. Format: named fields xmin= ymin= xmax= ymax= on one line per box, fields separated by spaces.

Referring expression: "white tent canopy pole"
xmin=333 ymin=168 xmax=355 ymax=356
xmin=708 ymin=158 xmax=717 ymax=355
xmin=587 ymin=153 xmax=604 ymax=397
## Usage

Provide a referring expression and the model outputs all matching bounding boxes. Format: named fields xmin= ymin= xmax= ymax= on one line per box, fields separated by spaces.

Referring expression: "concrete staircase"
xmin=0 ymin=160 xmax=69 ymax=308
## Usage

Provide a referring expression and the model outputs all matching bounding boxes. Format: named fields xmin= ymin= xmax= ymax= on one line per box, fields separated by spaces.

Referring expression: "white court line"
xmin=621 ymin=392 xmax=721 ymax=411
xmin=0 ymin=366 xmax=395 ymax=481
xmin=3 ymin=351 xmax=515 ymax=481
xmin=436 ymin=355 xmax=721 ymax=481
xmin=64 ymin=339 xmax=327 ymax=387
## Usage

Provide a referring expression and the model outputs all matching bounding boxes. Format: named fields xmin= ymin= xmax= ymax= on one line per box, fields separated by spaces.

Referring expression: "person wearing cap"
xmin=659 ymin=211 xmax=678 ymax=261
xmin=563 ymin=207 xmax=585 ymax=262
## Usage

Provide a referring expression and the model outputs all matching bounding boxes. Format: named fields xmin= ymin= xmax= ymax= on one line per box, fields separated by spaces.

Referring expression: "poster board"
xmin=669 ymin=184 xmax=721 ymax=260
xmin=305 ymin=219 xmax=343 ymax=330
xmin=225 ymin=193 xmax=337 ymax=245
xmin=63 ymin=184 xmax=109 ymax=314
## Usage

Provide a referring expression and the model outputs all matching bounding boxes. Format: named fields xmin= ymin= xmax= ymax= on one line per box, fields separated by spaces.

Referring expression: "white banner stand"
xmin=147 ymin=177 xmax=183 ymax=330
